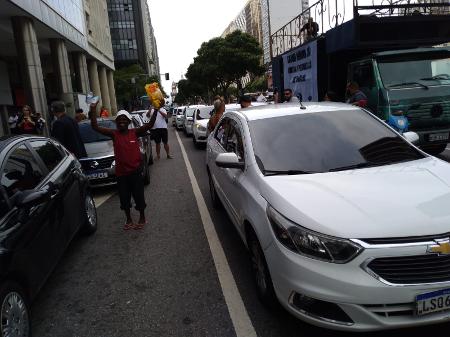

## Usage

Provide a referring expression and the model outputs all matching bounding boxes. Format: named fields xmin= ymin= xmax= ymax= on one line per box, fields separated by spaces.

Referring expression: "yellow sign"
xmin=428 ymin=241 xmax=450 ymax=255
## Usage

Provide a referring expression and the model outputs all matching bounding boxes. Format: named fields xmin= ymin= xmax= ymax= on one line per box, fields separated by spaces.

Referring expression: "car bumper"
xmin=265 ymin=239 xmax=450 ymax=331
xmin=194 ymin=129 xmax=208 ymax=142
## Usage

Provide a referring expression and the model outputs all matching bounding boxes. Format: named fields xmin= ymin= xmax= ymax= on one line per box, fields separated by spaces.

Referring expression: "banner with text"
xmin=283 ymin=40 xmax=317 ymax=102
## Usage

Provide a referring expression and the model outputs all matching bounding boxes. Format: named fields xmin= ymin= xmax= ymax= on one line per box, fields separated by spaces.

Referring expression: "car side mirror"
xmin=216 ymin=153 xmax=245 ymax=169
xmin=403 ymin=131 xmax=419 ymax=145
xmin=15 ymin=189 xmax=50 ymax=209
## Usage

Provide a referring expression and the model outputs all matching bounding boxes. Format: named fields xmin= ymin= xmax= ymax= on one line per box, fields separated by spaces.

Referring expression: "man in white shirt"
xmin=150 ymin=106 xmax=173 ymax=159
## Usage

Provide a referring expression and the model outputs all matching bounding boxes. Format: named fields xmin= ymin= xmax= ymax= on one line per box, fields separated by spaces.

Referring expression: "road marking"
xmin=175 ymin=131 xmax=257 ymax=337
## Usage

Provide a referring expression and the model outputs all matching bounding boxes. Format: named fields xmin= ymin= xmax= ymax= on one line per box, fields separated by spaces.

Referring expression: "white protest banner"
xmin=283 ymin=40 xmax=317 ymax=102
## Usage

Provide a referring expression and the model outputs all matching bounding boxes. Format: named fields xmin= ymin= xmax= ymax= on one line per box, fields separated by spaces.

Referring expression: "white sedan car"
xmin=206 ymin=102 xmax=450 ymax=331
xmin=193 ymin=106 xmax=213 ymax=147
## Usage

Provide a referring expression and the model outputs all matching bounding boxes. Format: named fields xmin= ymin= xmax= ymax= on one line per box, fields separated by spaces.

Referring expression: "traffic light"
xmin=165 ymin=73 xmax=169 ymax=81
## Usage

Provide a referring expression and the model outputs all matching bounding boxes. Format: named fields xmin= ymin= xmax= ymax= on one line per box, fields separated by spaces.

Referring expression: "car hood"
xmin=260 ymin=157 xmax=450 ymax=239
xmin=84 ymin=140 xmax=114 ymax=158
xmin=195 ymin=119 xmax=209 ymax=127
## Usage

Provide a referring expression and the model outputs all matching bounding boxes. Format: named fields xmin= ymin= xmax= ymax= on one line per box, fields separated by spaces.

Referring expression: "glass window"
xmin=215 ymin=118 xmax=232 ymax=148
xmin=1 ymin=144 xmax=45 ymax=197
xmin=249 ymin=109 xmax=424 ymax=174
xmin=196 ymin=107 xmax=212 ymax=120
xmin=30 ymin=140 xmax=64 ymax=172
xmin=227 ymin=120 xmax=245 ymax=161
xmin=78 ymin=120 xmax=116 ymax=143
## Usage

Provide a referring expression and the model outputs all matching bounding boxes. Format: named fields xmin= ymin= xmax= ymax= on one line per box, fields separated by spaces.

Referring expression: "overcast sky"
xmin=148 ymin=0 xmax=248 ymax=95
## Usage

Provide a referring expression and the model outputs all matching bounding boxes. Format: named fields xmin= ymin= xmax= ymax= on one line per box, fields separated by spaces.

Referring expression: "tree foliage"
xmin=182 ymin=31 xmax=263 ymax=102
xmin=114 ymin=64 xmax=166 ymax=109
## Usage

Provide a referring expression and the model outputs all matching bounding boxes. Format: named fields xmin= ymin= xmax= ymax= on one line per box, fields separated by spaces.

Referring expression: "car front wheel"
xmin=208 ymin=171 xmax=221 ymax=209
xmin=248 ymin=233 xmax=278 ymax=308
xmin=82 ymin=192 xmax=97 ymax=235
xmin=0 ymin=283 xmax=31 ymax=337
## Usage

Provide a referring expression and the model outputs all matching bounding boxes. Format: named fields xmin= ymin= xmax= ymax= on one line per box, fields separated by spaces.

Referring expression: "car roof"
xmin=230 ymin=102 xmax=361 ymax=121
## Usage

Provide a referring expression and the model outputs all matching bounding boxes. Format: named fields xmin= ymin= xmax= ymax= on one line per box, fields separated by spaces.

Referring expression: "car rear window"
xmin=79 ymin=120 xmax=116 ymax=143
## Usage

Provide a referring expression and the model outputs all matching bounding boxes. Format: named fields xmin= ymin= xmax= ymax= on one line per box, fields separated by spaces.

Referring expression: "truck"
xmin=271 ymin=1 xmax=450 ymax=154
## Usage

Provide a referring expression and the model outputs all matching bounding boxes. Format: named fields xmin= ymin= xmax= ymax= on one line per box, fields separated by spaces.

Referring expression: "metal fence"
xmin=270 ymin=0 xmax=449 ymax=58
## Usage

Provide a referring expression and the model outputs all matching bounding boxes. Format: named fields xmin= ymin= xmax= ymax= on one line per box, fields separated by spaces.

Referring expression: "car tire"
xmin=208 ymin=171 xmax=221 ymax=209
xmin=81 ymin=191 xmax=97 ymax=235
xmin=0 ymin=282 xmax=31 ymax=337
xmin=248 ymin=232 xmax=278 ymax=308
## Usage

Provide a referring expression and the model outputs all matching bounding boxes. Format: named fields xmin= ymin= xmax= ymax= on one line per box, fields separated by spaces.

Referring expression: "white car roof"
xmin=232 ymin=102 xmax=361 ymax=121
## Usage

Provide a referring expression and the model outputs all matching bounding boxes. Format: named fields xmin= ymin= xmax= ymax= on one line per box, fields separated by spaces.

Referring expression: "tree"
xmin=114 ymin=64 xmax=167 ymax=109
xmin=185 ymin=31 xmax=264 ymax=101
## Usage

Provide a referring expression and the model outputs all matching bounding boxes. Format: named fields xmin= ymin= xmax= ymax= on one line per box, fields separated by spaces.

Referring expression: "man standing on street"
xmin=151 ymin=99 xmax=173 ymax=160
xmin=51 ymin=101 xmax=87 ymax=159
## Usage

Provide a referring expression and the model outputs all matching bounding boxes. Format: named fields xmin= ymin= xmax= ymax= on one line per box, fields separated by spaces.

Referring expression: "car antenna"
xmin=299 ymin=95 xmax=306 ymax=110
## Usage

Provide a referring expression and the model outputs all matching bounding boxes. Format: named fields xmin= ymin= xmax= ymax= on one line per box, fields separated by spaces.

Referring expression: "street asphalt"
xmin=31 ymin=126 xmax=450 ymax=337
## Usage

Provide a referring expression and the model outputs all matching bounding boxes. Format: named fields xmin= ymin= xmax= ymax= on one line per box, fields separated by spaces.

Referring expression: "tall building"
xmin=107 ymin=0 xmax=159 ymax=76
xmin=0 ymin=0 xmax=117 ymax=136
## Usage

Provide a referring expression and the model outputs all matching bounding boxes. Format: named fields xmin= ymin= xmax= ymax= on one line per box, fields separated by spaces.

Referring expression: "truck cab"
xmin=348 ymin=47 xmax=450 ymax=153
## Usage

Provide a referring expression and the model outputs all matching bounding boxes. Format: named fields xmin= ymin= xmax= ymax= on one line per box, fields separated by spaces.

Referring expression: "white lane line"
xmin=94 ymin=192 xmax=114 ymax=207
xmin=175 ymin=131 xmax=257 ymax=337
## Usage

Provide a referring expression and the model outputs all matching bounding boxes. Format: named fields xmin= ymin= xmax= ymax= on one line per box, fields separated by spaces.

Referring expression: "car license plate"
xmin=428 ymin=132 xmax=449 ymax=142
xmin=416 ymin=288 xmax=450 ymax=316
xmin=87 ymin=171 xmax=108 ymax=180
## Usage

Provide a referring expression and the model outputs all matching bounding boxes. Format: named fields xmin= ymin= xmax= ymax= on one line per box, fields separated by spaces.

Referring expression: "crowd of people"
xmin=8 ymin=105 xmax=46 ymax=135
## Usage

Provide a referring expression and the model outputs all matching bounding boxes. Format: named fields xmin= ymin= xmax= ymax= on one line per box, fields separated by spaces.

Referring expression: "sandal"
xmin=134 ymin=222 xmax=146 ymax=230
xmin=123 ymin=222 xmax=134 ymax=230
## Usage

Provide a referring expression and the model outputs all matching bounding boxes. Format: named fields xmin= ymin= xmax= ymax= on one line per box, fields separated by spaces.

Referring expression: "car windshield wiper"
xmin=264 ymin=169 xmax=319 ymax=176
xmin=387 ymin=81 xmax=429 ymax=89
xmin=420 ymin=74 xmax=450 ymax=81
xmin=328 ymin=161 xmax=397 ymax=172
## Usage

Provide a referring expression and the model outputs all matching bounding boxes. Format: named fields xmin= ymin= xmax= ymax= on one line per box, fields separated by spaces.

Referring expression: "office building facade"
xmin=107 ymin=0 xmax=159 ymax=76
xmin=0 ymin=0 xmax=117 ymax=136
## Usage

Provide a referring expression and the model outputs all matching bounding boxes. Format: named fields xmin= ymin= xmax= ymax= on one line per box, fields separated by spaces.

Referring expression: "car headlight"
xmin=196 ymin=124 xmax=206 ymax=131
xmin=267 ymin=206 xmax=362 ymax=263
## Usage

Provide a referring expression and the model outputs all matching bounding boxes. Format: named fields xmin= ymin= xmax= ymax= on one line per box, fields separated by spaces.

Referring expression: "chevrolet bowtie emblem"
xmin=427 ymin=240 xmax=450 ymax=255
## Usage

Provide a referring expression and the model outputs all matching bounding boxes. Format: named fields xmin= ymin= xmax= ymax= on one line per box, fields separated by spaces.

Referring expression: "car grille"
xmin=407 ymin=101 xmax=450 ymax=121
xmin=359 ymin=232 xmax=450 ymax=245
xmin=367 ymin=254 xmax=450 ymax=284
xmin=363 ymin=302 xmax=415 ymax=318
xmin=80 ymin=157 xmax=114 ymax=171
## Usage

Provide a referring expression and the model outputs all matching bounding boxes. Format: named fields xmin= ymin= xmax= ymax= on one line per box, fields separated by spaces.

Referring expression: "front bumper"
xmin=265 ymin=238 xmax=450 ymax=331
xmin=194 ymin=129 xmax=208 ymax=142
xmin=176 ymin=119 xmax=184 ymax=128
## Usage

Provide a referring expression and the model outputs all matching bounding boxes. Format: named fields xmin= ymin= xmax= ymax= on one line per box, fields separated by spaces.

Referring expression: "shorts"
xmin=152 ymin=128 xmax=168 ymax=144
xmin=116 ymin=169 xmax=146 ymax=211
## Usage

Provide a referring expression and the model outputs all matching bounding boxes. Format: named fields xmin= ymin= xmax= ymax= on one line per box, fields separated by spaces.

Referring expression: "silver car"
xmin=205 ymin=103 xmax=450 ymax=331
xmin=175 ymin=106 xmax=186 ymax=129
xmin=183 ymin=107 xmax=196 ymax=136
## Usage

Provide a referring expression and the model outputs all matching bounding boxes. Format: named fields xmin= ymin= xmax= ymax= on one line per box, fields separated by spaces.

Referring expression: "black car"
xmin=78 ymin=117 xmax=153 ymax=187
xmin=0 ymin=134 xmax=97 ymax=336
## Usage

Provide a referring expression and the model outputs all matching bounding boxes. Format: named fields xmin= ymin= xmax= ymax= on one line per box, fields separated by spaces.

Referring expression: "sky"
xmin=148 ymin=0 xmax=248 ymax=96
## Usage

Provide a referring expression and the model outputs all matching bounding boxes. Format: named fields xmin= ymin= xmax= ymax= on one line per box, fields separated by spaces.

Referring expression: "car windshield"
xmin=177 ymin=109 xmax=184 ymax=115
xmin=196 ymin=107 xmax=212 ymax=120
xmin=79 ymin=120 xmax=116 ymax=143
xmin=186 ymin=108 xmax=195 ymax=117
xmin=249 ymin=109 xmax=425 ymax=174
xmin=378 ymin=53 xmax=450 ymax=88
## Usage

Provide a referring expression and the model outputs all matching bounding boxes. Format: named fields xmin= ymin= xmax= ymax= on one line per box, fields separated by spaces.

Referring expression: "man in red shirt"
xmin=89 ymin=102 xmax=158 ymax=230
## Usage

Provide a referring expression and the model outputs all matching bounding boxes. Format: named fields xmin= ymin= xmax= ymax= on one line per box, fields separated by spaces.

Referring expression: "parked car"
xmin=175 ymin=106 xmax=186 ymax=129
xmin=206 ymin=102 xmax=450 ymax=331
xmin=78 ymin=118 xmax=151 ymax=187
xmin=193 ymin=105 xmax=213 ymax=147
xmin=183 ymin=107 xmax=196 ymax=136
xmin=0 ymin=134 xmax=97 ymax=337
xmin=130 ymin=111 xmax=153 ymax=165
